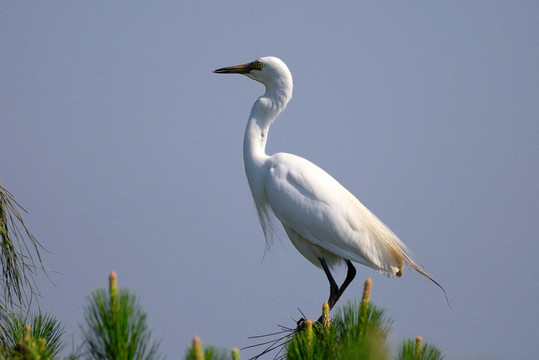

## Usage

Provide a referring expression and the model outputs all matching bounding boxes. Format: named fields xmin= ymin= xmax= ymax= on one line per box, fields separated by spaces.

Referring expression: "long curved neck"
xmin=243 ymin=83 xmax=292 ymax=199
xmin=243 ymin=84 xmax=291 ymax=170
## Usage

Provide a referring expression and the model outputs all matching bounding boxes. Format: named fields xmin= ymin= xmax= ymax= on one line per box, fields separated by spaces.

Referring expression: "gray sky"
xmin=2 ymin=2 xmax=538 ymax=359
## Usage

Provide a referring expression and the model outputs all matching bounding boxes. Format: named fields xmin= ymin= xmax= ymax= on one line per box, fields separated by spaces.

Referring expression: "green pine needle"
xmin=81 ymin=275 xmax=162 ymax=360
xmin=398 ymin=338 xmax=444 ymax=360
xmin=286 ymin=299 xmax=392 ymax=360
xmin=0 ymin=183 xmax=48 ymax=308
xmin=184 ymin=342 xmax=233 ymax=360
xmin=0 ymin=312 xmax=64 ymax=359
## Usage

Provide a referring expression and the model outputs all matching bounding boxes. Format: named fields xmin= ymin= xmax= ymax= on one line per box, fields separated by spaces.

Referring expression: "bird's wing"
xmin=265 ymin=153 xmax=406 ymax=277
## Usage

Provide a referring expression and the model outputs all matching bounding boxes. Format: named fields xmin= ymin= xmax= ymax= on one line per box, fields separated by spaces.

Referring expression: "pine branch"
xmin=0 ymin=183 xmax=49 ymax=308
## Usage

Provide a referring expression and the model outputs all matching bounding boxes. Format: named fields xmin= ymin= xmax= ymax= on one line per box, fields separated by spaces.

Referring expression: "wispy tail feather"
xmin=401 ymin=252 xmax=451 ymax=309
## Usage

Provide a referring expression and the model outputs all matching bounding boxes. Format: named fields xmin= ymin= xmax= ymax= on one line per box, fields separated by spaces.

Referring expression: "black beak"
xmin=213 ymin=62 xmax=255 ymax=74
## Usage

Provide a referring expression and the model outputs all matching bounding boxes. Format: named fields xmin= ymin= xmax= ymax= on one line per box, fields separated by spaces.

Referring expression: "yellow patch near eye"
xmin=253 ymin=61 xmax=263 ymax=69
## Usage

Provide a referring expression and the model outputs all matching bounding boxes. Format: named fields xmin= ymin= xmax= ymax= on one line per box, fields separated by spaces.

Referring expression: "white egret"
xmin=214 ymin=56 xmax=447 ymax=313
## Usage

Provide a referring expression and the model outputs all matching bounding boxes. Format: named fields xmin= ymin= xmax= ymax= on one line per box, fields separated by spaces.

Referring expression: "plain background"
xmin=1 ymin=2 xmax=538 ymax=359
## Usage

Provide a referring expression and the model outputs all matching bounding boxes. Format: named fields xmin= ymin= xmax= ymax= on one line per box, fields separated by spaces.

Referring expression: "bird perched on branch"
xmin=214 ymin=56 xmax=447 ymax=312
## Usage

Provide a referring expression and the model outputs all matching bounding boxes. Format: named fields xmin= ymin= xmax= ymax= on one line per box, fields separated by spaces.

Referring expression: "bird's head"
xmin=213 ymin=56 xmax=293 ymax=90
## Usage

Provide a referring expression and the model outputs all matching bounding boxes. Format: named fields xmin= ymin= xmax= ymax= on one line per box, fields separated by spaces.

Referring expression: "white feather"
xmin=214 ymin=56 xmax=448 ymax=306
xmin=265 ymin=152 xmax=405 ymax=276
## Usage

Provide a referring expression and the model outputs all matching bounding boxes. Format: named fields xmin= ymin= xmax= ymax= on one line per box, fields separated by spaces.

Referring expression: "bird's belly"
xmin=284 ymin=226 xmax=342 ymax=269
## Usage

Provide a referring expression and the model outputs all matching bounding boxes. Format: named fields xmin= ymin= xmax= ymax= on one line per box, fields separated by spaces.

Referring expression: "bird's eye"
xmin=253 ymin=61 xmax=263 ymax=70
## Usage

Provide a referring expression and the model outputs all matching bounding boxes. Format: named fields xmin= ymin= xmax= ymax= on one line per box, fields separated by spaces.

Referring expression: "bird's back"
xmin=264 ymin=152 xmax=407 ymax=277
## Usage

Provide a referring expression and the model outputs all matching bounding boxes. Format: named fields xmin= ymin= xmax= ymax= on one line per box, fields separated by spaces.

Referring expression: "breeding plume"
xmin=214 ymin=56 xmax=446 ymax=312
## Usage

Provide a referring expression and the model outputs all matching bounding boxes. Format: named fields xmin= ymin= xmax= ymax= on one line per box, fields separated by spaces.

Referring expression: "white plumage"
xmin=214 ymin=56 xmax=446 ymax=312
xmin=265 ymin=152 xmax=401 ymax=275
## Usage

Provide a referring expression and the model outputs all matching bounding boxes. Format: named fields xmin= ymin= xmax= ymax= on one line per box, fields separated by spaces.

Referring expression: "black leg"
xmin=318 ymin=258 xmax=357 ymax=310
xmin=319 ymin=258 xmax=356 ymax=307
xmin=316 ymin=258 xmax=357 ymax=324
xmin=337 ymin=260 xmax=356 ymax=299
xmin=318 ymin=257 xmax=339 ymax=309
